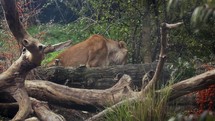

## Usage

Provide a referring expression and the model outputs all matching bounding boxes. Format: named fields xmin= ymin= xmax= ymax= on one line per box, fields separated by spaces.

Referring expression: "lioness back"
xmin=47 ymin=34 xmax=108 ymax=67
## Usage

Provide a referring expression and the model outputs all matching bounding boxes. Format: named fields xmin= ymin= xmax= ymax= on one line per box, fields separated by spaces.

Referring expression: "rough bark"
xmin=142 ymin=26 xmax=152 ymax=63
xmin=0 ymin=0 xmax=72 ymax=120
xmin=142 ymin=22 xmax=168 ymax=94
xmin=0 ymin=0 xmax=41 ymax=120
xmin=1 ymin=68 xmax=215 ymax=120
xmin=29 ymin=63 xmax=170 ymax=89
xmin=23 ymin=69 xmax=215 ymax=108
xmin=3 ymin=67 xmax=214 ymax=110
xmin=31 ymin=98 xmax=66 ymax=121
xmin=142 ymin=0 xmax=152 ymax=63
xmin=0 ymin=98 xmax=66 ymax=121
xmin=25 ymin=75 xmax=136 ymax=107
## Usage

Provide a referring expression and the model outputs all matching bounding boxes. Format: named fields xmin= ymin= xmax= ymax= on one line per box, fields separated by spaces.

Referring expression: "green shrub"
xmin=167 ymin=57 xmax=197 ymax=82
xmin=104 ymin=85 xmax=172 ymax=121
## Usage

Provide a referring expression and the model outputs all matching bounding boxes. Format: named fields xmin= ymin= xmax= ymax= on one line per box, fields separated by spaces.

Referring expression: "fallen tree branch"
xmin=168 ymin=69 xmax=215 ymax=100
xmin=85 ymin=69 xmax=215 ymax=121
xmin=0 ymin=98 xmax=66 ymax=121
xmin=25 ymin=74 xmax=136 ymax=107
xmin=21 ymin=69 xmax=215 ymax=108
xmin=31 ymin=98 xmax=66 ymax=121
xmin=86 ymin=22 xmax=184 ymax=121
xmin=1 ymin=67 xmax=215 ymax=119
xmin=43 ymin=40 xmax=73 ymax=54
xmin=29 ymin=63 xmax=169 ymax=89
xmin=0 ymin=0 xmax=75 ymax=120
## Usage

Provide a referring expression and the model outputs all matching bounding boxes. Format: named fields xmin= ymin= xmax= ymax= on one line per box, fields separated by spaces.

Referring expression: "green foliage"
xmin=105 ymin=86 xmax=172 ymax=121
xmin=27 ymin=17 xmax=130 ymax=65
xmin=0 ymin=30 xmax=10 ymax=50
xmin=41 ymin=51 xmax=61 ymax=65
xmin=28 ymin=24 xmax=75 ymax=45
xmin=167 ymin=0 xmax=215 ymax=62
xmin=168 ymin=57 xmax=196 ymax=82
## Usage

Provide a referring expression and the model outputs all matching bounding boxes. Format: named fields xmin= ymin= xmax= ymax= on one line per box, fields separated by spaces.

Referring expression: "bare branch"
xmin=25 ymin=117 xmax=40 ymax=121
xmin=25 ymin=74 xmax=135 ymax=107
xmin=85 ymin=69 xmax=215 ymax=121
xmin=44 ymin=40 xmax=73 ymax=54
xmin=142 ymin=23 xmax=168 ymax=94
xmin=142 ymin=22 xmax=183 ymax=94
xmin=164 ymin=22 xmax=183 ymax=29
xmin=6 ymin=86 xmax=32 ymax=121
xmin=0 ymin=0 xmax=51 ymax=120
xmin=31 ymin=98 xmax=66 ymax=121
xmin=168 ymin=69 xmax=215 ymax=100
xmin=0 ymin=0 xmax=29 ymax=42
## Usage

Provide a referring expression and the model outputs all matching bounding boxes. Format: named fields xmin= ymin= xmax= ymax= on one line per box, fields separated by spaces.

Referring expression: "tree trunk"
xmin=142 ymin=26 xmax=152 ymax=63
xmin=28 ymin=64 xmax=170 ymax=89
xmin=142 ymin=0 xmax=152 ymax=63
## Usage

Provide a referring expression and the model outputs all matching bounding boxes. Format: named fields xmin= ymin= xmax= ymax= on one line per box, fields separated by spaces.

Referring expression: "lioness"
xmin=47 ymin=34 xmax=128 ymax=67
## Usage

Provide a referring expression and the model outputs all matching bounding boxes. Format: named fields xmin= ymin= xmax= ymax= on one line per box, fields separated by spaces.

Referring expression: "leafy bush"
xmin=167 ymin=57 xmax=197 ymax=82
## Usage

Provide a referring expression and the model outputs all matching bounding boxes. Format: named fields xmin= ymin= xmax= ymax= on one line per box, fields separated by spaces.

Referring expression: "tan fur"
xmin=47 ymin=34 xmax=128 ymax=67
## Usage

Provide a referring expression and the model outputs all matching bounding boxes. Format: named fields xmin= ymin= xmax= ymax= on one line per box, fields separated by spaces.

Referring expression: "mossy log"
xmin=29 ymin=63 xmax=170 ymax=89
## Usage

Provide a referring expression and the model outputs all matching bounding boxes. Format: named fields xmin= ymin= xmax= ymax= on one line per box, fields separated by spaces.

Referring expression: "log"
xmin=24 ymin=70 xmax=215 ymax=108
xmin=29 ymin=63 xmax=170 ymax=89
xmin=25 ymin=69 xmax=215 ymax=121
xmin=1 ymin=69 xmax=215 ymax=120
xmin=25 ymin=75 xmax=136 ymax=108
xmin=0 ymin=98 xmax=66 ymax=121
xmin=31 ymin=98 xmax=66 ymax=121
xmin=0 ymin=0 xmax=72 ymax=120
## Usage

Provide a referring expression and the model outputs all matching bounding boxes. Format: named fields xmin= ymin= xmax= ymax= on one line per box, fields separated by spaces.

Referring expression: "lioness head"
xmin=107 ymin=39 xmax=128 ymax=65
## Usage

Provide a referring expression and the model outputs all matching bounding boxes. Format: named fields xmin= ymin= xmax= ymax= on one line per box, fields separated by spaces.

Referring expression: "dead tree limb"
xmin=25 ymin=75 xmax=136 ymax=107
xmin=43 ymin=40 xmax=72 ymax=54
xmin=0 ymin=0 xmax=72 ymax=120
xmin=31 ymin=98 xmax=66 ymax=121
xmin=168 ymin=69 xmax=215 ymax=101
xmin=31 ymin=63 xmax=169 ymax=89
xmin=0 ymin=98 xmax=66 ymax=121
xmin=23 ymin=69 xmax=215 ymax=108
xmin=142 ymin=22 xmax=183 ymax=94
xmin=0 ymin=0 xmax=39 ymax=119
xmin=0 ymin=67 xmax=215 ymax=119
xmin=86 ymin=22 xmax=183 ymax=121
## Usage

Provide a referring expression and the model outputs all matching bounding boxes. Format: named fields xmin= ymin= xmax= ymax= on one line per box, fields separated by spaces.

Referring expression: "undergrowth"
xmin=104 ymin=82 xmax=173 ymax=121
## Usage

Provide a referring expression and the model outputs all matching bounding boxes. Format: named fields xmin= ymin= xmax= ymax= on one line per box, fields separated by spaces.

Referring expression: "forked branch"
xmin=44 ymin=40 xmax=73 ymax=54
xmin=86 ymin=22 xmax=183 ymax=121
xmin=0 ymin=0 xmax=71 ymax=120
xmin=142 ymin=22 xmax=183 ymax=94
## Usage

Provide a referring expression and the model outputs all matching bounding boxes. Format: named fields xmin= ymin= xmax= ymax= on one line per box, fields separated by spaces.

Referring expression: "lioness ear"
xmin=118 ymin=41 xmax=126 ymax=48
